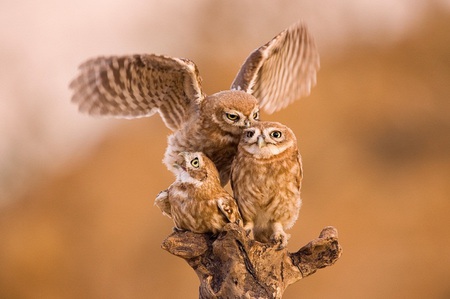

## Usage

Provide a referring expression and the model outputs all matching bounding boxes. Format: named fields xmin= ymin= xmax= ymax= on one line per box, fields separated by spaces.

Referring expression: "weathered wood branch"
xmin=162 ymin=223 xmax=342 ymax=298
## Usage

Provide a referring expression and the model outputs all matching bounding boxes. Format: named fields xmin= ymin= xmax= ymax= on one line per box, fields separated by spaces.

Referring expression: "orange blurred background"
xmin=1 ymin=1 xmax=450 ymax=298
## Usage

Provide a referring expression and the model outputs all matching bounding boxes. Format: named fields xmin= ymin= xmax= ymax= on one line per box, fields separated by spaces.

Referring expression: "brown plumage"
xmin=69 ymin=22 xmax=319 ymax=185
xmin=231 ymin=21 xmax=320 ymax=114
xmin=231 ymin=121 xmax=302 ymax=249
xmin=155 ymin=152 xmax=241 ymax=234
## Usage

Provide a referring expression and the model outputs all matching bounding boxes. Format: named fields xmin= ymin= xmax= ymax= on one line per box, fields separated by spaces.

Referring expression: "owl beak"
xmin=257 ymin=135 xmax=266 ymax=148
xmin=244 ymin=120 xmax=251 ymax=128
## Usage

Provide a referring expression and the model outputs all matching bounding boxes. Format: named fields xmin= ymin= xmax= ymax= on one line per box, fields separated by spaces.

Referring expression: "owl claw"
xmin=271 ymin=231 xmax=290 ymax=250
xmin=172 ymin=227 xmax=185 ymax=233
xmin=243 ymin=223 xmax=255 ymax=239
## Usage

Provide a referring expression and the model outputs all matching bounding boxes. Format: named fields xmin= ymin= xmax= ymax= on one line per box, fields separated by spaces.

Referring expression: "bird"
xmin=69 ymin=21 xmax=319 ymax=186
xmin=155 ymin=152 xmax=242 ymax=234
xmin=230 ymin=121 xmax=302 ymax=249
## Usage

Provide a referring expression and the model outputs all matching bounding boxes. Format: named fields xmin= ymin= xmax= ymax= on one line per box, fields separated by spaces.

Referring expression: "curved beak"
xmin=244 ymin=119 xmax=251 ymax=128
xmin=257 ymin=136 xmax=266 ymax=148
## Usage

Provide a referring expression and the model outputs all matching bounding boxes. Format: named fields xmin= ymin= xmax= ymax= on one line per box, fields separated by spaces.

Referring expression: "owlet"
xmin=230 ymin=121 xmax=302 ymax=249
xmin=155 ymin=152 xmax=241 ymax=234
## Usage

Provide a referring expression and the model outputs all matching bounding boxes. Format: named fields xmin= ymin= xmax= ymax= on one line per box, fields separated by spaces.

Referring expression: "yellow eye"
xmin=270 ymin=130 xmax=282 ymax=138
xmin=226 ymin=113 xmax=240 ymax=121
xmin=190 ymin=157 xmax=200 ymax=168
xmin=253 ymin=111 xmax=259 ymax=120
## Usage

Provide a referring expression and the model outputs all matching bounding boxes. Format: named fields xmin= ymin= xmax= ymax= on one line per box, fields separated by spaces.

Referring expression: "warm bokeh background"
xmin=1 ymin=1 xmax=450 ymax=298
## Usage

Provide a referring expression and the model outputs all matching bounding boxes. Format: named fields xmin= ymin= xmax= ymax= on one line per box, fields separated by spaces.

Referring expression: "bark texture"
xmin=162 ymin=223 xmax=342 ymax=298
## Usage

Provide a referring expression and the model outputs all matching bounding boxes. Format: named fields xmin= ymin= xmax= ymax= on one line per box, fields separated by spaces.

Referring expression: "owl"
xmin=69 ymin=21 xmax=319 ymax=185
xmin=155 ymin=152 xmax=242 ymax=234
xmin=230 ymin=121 xmax=302 ymax=249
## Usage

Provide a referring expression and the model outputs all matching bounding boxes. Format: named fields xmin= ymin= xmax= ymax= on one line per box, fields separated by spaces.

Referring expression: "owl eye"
xmin=270 ymin=130 xmax=282 ymax=138
xmin=253 ymin=111 xmax=259 ymax=120
xmin=190 ymin=157 xmax=200 ymax=168
xmin=246 ymin=131 xmax=255 ymax=138
xmin=226 ymin=113 xmax=240 ymax=122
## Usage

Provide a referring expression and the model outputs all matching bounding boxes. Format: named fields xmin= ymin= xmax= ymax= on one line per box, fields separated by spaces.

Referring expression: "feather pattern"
xmin=231 ymin=22 xmax=320 ymax=114
xmin=70 ymin=54 xmax=204 ymax=131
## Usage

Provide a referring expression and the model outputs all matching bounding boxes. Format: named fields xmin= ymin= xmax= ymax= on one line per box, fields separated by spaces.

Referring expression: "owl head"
xmin=173 ymin=152 xmax=220 ymax=183
xmin=239 ymin=121 xmax=298 ymax=160
xmin=202 ymin=90 xmax=260 ymax=135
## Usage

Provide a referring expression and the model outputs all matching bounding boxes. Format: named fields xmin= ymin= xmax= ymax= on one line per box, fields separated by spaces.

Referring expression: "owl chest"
xmin=235 ymin=158 xmax=300 ymax=210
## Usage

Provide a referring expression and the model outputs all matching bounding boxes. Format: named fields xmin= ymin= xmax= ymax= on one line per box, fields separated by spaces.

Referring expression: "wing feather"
xmin=70 ymin=54 xmax=204 ymax=131
xmin=217 ymin=197 xmax=242 ymax=225
xmin=155 ymin=190 xmax=172 ymax=218
xmin=231 ymin=22 xmax=320 ymax=114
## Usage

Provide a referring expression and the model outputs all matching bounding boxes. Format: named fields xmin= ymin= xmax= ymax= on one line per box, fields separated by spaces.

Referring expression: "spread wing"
xmin=231 ymin=21 xmax=320 ymax=114
xmin=70 ymin=54 xmax=204 ymax=131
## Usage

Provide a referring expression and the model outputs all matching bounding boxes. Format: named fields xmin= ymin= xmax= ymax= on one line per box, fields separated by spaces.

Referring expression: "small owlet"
xmin=230 ymin=121 xmax=302 ymax=249
xmin=69 ymin=22 xmax=319 ymax=186
xmin=155 ymin=152 xmax=242 ymax=234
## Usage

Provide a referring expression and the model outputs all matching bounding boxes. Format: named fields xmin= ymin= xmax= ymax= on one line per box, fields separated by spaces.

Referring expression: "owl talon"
xmin=243 ymin=222 xmax=255 ymax=239
xmin=172 ymin=227 xmax=185 ymax=233
xmin=246 ymin=229 xmax=255 ymax=239
xmin=271 ymin=231 xmax=290 ymax=250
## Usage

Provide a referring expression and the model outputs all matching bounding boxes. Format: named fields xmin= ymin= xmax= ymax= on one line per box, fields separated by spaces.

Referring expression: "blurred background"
xmin=1 ymin=0 xmax=450 ymax=298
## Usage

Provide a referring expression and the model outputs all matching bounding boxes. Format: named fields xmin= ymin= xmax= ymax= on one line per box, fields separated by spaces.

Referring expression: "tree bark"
xmin=162 ymin=223 xmax=342 ymax=298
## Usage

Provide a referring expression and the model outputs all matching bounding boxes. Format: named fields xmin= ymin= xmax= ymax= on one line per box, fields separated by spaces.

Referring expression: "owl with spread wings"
xmin=70 ymin=22 xmax=319 ymax=186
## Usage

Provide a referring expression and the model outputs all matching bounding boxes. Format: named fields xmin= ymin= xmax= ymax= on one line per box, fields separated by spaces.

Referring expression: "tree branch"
xmin=162 ymin=223 xmax=342 ymax=298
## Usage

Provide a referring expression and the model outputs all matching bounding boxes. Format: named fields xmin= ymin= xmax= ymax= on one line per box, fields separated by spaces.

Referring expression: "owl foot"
xmin=243 ymin=222 xmax=255 ymax=239
xmin=246 ymin=229 xmax=255 ymax=239
xmin=270 ymin=222 xmax=290 ymax=250
xmin=172 ymin=227 xmax=186 ymax=233
xmin=271 ymin=230 xmax=290 ymax=250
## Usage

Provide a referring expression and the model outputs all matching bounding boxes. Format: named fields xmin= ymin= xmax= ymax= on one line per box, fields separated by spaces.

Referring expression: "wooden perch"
xmin=162 ymin=223 xmax=342 ymax=298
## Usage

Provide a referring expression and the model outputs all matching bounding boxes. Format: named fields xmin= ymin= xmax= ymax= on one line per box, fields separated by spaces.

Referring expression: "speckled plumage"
xmin=231 ymin=121 xmax=302 ymax=249
xmin=69 ymin=22 xmax=319 ymax=185
xmin=155 ymin=152 xmax=242 ymax=234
